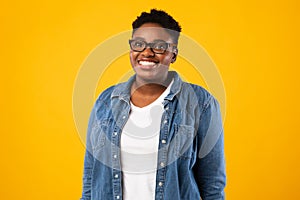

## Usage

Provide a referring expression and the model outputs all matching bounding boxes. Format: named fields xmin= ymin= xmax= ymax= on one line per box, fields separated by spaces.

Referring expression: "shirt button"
xmin=114 ymin=174 xmax=119 ymax=178
xmin=113 ymin=132 xmax=118 ymax=136
xmin=122 ymin=116 xmax=126 ymax=119
xmin=161 ymin=139 xmax=166 ymax=144
xmin=160 ymin=162 xmax=165 ymax=167
xmin=116 ymin=195 xmax=120 ymax=199
xmin=158 ymin=182 xmax=163 ymax=187
xmin=163 ymin=120 xmax=167 ymax=124
xmin=113 ymin=154 xmax=117 ymax=159
xmin=165 ymin=107 xmax=169 ymax=110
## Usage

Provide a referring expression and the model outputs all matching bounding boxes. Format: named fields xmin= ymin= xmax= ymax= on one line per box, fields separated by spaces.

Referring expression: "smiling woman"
xmin=129 ymin=23 xmax=176 ymax=86
xmin=80 ymin=9 xmax=226 ymax=200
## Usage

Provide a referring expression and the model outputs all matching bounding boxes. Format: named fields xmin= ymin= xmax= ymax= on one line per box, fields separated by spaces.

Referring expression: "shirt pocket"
xmin=90 ymin=120 xmax=109 ymax=154
xmin=173 ymin=124 xmax=195 ymax=160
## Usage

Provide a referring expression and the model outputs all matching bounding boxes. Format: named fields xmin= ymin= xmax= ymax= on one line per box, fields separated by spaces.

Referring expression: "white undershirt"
xmin=121 ymin=80 xmax=173 ymax=200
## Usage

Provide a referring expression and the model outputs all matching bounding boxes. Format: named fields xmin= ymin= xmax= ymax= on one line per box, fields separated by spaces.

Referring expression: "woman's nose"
xmin=141 ymin=46 xmax=155 ymax=57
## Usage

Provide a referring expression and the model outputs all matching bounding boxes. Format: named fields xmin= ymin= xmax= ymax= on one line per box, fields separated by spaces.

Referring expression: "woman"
xmin=81 ymin=9 xmax=226 ymax=200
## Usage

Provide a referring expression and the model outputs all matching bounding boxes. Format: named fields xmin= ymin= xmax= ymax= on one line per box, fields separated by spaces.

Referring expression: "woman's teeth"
xmin=139 ymin=61 xmax=157 ymax=66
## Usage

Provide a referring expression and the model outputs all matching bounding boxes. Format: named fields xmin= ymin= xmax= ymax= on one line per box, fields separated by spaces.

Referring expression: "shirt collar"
xmin=111 ymin=71 xmax=183 ymax=102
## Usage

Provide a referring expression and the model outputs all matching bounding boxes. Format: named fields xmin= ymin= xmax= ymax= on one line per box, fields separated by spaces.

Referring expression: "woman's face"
xmin=130 ymin=23 xmax=176 ymax=85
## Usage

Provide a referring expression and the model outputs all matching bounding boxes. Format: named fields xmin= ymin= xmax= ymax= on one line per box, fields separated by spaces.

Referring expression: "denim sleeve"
xmin=193 ymin=96 xmax=226 ymax=200
xmin=80 ymin=106 xmax=96 ymax=200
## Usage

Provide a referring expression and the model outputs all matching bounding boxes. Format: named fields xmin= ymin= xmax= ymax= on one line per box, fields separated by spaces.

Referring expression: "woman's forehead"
xmin=132 ymin=26 xmax=173 ymax=42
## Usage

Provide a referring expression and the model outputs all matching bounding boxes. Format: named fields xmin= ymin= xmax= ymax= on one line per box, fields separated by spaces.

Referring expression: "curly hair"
xmin=132 ymin=9 xmax=182 ymax=43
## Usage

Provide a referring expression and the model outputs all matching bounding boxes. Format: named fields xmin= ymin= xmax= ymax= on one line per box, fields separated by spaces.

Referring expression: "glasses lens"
xmin=130 ymin=40 xmax=146 ymax=51
xmin=152 ymin=42 xmax=168 ymax=53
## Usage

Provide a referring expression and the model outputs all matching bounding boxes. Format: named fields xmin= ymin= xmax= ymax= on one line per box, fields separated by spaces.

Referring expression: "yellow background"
xmin=1 ymin=0 xmax=299 ymax=199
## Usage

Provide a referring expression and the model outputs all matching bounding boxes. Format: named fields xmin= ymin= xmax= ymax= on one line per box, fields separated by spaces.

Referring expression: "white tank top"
xmin=121 ymin=80 xmax=173 ymax=200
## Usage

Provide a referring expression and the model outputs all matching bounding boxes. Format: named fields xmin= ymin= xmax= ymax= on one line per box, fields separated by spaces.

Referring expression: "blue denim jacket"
xmin=80 ymin=71 xmax=226 ymax=200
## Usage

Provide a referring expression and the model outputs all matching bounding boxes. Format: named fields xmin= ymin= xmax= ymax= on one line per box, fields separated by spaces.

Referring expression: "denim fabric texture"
xmin=80 ymin=71 xmax=226 ymax=200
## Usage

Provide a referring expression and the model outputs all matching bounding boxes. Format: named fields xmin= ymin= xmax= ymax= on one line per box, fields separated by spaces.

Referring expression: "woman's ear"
xmin=171 ymin=53 xmax=177 ymax=63
xmin=171 ymin=48 xmax=178 ymax=63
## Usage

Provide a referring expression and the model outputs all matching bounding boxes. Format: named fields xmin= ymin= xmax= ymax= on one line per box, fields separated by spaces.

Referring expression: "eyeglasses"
xmin=129 ymin=39 xmax=177 ymax=54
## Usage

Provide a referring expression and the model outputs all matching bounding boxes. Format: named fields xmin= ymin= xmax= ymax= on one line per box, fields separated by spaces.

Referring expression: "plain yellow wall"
xmin=1 ymin=0 xmax=300 ymax=199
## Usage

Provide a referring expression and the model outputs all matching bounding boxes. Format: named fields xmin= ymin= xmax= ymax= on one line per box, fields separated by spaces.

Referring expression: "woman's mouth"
xmin=138 ymin=60 xmax=158 ymax=67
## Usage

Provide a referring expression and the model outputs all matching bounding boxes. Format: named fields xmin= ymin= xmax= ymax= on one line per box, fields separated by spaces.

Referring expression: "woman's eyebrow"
xmin=132 ymin=37 xmax=167 ymax=43
xmin=152 ymin=39 xmax=167 ymax=42
xmin=132 ymin=37 xmax=145 ymax=40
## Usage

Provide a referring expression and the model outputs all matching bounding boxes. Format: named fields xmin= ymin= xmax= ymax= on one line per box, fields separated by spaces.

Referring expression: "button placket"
xmin=154 ymin=102 xmax=171 ymax=199
xmin=111 ymin=106 xmax=130 ymax=200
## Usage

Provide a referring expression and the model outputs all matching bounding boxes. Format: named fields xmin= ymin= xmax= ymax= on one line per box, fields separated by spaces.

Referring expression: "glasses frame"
xmin=129 ymin=39 xmax=177 ymax=54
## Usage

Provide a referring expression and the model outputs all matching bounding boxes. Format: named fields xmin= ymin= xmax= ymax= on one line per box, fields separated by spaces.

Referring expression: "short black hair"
xmin=132 ymin=9 xmax=182 ymax=43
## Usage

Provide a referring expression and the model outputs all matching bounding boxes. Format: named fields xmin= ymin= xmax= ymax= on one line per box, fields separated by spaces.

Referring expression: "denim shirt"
xmin=80 ymin=71 xmax=226 ymax=200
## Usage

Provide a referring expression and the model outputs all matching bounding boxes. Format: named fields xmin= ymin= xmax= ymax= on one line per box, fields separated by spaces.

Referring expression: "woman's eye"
xmin=154 ymin=43 xmax=167 ymax=50
xmin=134 ymin=41 xmax=144 ymax=47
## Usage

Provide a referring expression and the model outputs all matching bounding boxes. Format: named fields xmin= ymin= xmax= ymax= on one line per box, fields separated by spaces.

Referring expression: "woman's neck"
xmin=132 ymin=75 xmax=172 ymax=96
xmin=130 ymin=76 xmax=172 ymax=107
